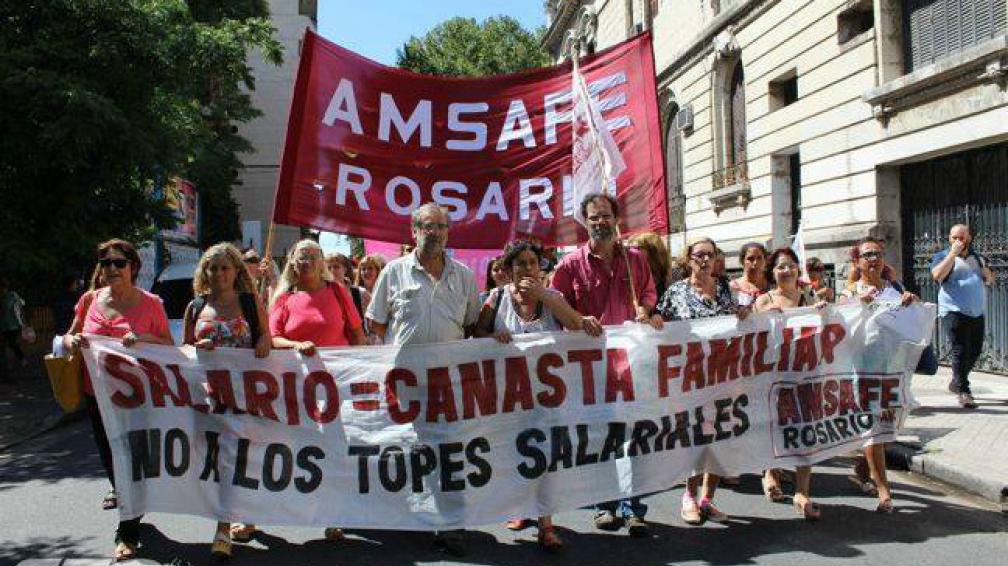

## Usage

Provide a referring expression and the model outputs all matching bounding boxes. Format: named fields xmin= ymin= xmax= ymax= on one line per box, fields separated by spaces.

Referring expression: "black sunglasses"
xmin=99 ymin=258 xmax=129 ymax=269
xmin=243 ymin=256 xmax=261 ymax=264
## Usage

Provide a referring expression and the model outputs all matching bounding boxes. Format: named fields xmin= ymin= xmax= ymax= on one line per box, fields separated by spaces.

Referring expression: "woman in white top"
xmin=474 ymin=239 xmax=600 ymax=551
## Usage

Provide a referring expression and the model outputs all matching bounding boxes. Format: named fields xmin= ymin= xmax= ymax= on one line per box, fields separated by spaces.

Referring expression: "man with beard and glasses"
xmin=549 ymin=193 xmax=662 ymax=537
xmin=365 ymin=202 xmax=481 ymax=555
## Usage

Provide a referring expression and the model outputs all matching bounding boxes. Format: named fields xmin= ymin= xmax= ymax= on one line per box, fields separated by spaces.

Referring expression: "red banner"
xmin=274 ymin=30 xmax=666 ymax=249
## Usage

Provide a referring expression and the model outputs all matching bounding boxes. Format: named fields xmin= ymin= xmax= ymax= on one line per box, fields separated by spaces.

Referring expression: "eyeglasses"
xmin=414 ymin=222 xmax=448 ymax=232
xmin=99 ymin=258 xmax=129 ymax=269
xmin=859 ymin=251 xmax=882 ymax=259
xmin=691 ymin=252 xmax=715 ymax=261
xmin=243 ymin=256 xmax=260 ymax=264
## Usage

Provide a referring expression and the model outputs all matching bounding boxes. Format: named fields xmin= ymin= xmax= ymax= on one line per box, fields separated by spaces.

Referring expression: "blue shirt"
xmin=930 ymin=247 xmax=987 ymax=317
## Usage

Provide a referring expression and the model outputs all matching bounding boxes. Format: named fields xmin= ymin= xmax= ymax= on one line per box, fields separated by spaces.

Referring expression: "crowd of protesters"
xmin=43 ymin=194 xmax=996 ymax=562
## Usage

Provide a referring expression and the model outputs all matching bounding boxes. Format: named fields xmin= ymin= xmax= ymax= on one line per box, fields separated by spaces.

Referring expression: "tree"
xmin=396 ymin=16 xmax=549 ymax=77
xmin=0 ymin=0 xmax=281 ymax=300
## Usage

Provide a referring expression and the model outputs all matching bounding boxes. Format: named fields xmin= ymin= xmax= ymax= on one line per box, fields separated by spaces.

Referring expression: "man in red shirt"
xmin=550 ymin=193 xmax=662 ymax=536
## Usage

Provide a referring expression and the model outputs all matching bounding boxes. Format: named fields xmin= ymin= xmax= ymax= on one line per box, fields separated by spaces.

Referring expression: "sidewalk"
xmin=891 ymin=367 xmax=1008 ymax=510
xmin=0 ymin=356 xmax=79 ymax=452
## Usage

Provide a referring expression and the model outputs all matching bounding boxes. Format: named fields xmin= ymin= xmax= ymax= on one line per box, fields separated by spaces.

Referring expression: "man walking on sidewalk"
xmin=930 ymin=224 xmax=994 ymax=409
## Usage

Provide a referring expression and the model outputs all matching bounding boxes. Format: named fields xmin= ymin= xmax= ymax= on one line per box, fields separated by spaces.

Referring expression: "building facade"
xmin=545 ymin=0 xmax=1008 ymax=372
xmin=233 ymin=0 xmax=317 ymax=258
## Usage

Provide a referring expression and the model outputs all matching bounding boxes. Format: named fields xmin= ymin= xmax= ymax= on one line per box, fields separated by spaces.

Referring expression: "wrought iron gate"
xmin=901 ymin=142 xmax=1008 ymax=374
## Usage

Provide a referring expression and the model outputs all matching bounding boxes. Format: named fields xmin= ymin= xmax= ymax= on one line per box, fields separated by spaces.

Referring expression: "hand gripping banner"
xmin=272 ymin=30 xmax=666 ymax=248
xmin=84 ymin=302 xmax=934 ymax=530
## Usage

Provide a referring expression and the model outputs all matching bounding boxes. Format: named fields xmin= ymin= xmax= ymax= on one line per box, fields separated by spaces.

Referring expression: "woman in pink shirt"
xmin=63 ymin=239 xmax=173 ymax=562
xmin=269 ymin=239 xmax=365 ymax=541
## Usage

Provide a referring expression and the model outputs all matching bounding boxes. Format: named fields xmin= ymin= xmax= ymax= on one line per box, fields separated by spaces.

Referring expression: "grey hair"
xmin=411 ymin=203 xmax=450 ymax=227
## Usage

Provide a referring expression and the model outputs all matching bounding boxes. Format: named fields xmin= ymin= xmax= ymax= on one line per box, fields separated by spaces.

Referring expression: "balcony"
xmin=709 ymin=162 xmax=751 ymax=213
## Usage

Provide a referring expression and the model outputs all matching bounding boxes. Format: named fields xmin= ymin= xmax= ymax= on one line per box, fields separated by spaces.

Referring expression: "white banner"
xmin=83 ymin=302 xmax=935 ymax=530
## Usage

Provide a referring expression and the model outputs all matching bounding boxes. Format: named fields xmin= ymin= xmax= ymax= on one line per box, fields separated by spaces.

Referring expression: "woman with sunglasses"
xmin=752 ymin=248 xmax=826 ymax=520
xmin=656 ymin=237 xmax=749 ymax=526
xmin=269 ymin=239 xmax=367 ymax=541
xmin=183 ymin=243 xmax=271 ymax=558
xmin=474 ymin=239 xmax=601 ymax=552
xmin=839 ymin=237 xmax=918 ymax=514
xmin=62 ymin=239 xmax=173 ymax=562
xmin=242 ymin=247 xmax=277 ymax=299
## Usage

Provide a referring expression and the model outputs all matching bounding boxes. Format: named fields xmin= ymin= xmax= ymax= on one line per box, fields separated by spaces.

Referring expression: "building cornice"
xmin=656 ymin=0 xmax=777 ymax=86
xmin=542 ymin=0 xmax=584 ymax=54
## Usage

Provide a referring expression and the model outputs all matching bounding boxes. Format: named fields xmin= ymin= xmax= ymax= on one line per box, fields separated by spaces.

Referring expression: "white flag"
xmin=571 ymin=65 xmax=626 ymax=226
xmin=791 ymin=220 xmax=809 ymax=284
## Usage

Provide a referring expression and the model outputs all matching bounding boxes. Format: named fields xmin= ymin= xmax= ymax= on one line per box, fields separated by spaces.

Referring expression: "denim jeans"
xmin=943 ymin=312 xmax=985 ymax=394
xmin=596 ymin=497 xmax=647 ymax=519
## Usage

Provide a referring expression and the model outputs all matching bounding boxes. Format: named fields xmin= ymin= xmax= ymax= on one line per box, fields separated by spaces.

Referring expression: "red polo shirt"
xmin=550 ymin=243 xmax=657 ymax=325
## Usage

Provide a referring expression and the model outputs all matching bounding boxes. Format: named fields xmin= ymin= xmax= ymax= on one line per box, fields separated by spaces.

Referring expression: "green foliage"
xmin=0 ymin=0 xmax=282 ymax=301
xmin=396 ymin=16 xmax=549 ymax=77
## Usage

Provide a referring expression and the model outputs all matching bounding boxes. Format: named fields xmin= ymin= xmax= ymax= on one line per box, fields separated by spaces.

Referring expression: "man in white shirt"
xmin=365 ymin=202 xmax=480 ymax=555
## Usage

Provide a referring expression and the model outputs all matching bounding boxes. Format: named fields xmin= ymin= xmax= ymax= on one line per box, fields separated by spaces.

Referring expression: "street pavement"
xmin=1 ymin=412 xmax=1006 ymax=565
xmin=1 ymin=363 xmax=1006 ymax=565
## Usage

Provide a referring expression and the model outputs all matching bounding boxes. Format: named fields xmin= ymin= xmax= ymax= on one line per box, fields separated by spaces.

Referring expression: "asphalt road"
xmin=2 ymin=420 xmax=1005 ymax=566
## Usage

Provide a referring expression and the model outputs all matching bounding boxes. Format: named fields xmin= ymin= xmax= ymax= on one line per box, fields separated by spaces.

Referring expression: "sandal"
xmin=103 ymin=487 xmax=118 ymax=510
xmin=794 ymin=499 xmax=822 ymax=521
xmin=505 ymin=518 xmax=530 ymax=531
xmin=211 ymin=529 xmax=232 ymax=560
xmin=848 ymin=475 xmax=879 ymax=497
xmin=537 ymin=526 xmax=564 ymax=552
xmin=113 ymin=541 xmax=137 ymax=562
xmin=876 ymin=498 xmax=894 ymax=513
xmin=324 ymin=527 xmax=344 ymax=541
xmin=762 ymin=475 xmax=785 ymax=503
xmin=229 ymin=523 xmax=256 ymax=543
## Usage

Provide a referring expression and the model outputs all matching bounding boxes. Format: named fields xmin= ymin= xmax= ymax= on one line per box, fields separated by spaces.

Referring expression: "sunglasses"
xmin=99 ymin=258 xmax=129 ymax=269
xmin=243 ymin=257 xmax=261 ymax=264
xmin=859 ymin=251 xmax=882 ymax=259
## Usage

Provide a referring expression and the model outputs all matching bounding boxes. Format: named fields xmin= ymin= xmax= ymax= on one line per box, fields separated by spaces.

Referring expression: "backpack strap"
xmin=485 ymin=287 xmax=506 ymax=333
xmin=238 ymin=292 xmax=261 ymax=346
xmin=350 ymin=285 xmax=364 ymax=318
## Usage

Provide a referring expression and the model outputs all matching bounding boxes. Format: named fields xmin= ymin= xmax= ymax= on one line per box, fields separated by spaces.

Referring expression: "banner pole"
xmin=571 ymin=39 xmax=641 ymax=315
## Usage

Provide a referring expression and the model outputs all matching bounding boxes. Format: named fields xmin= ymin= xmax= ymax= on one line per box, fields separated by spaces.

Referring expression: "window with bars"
xmin=903 ymin=0 xmax=1008 ymax=73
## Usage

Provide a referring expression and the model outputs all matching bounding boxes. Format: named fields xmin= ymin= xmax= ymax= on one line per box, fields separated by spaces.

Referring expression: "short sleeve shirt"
xmin=657 ymin=278 xmax=739 ymax=321
xmin=269 ymin=283 xmax=362 ymax=347
xmin=366 ymin=252 xmax=481 ymax=346
xmin=930 ymin=248 xmax=987 ymax=317
xmin=549 ymin=243 xmax=657 ymax=325
xmin=76 ymin=288 xmax=170 ymax=395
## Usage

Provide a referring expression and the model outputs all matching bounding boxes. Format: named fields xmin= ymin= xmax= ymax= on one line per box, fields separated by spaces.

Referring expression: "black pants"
xmin=88 ymin=397 xmax=142 ymax=544
xmin=942 ymin=312 xmax=985 ymax=395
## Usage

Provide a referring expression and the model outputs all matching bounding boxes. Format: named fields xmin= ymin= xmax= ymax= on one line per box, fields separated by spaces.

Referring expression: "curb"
xmin=0 ymin=409 xmax=87 ymax=453
xmin=887 ymin=442 xmax=1008 ymax=513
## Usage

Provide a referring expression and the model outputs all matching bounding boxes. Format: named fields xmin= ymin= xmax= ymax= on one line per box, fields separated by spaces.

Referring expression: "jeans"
xmin=596 ymin=497 xmax=647 ymax=519
xmin=88 ymin=398 xmax=143 ymax=544
xmin=943 ymin=312 xmax=985 ymax=395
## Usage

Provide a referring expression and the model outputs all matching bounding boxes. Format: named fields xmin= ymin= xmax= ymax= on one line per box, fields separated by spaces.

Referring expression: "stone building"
xmin=233 ymin=0 xmax=317 ymax=258
xmin=544 ymin=0 xmax=1007 ymax=372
